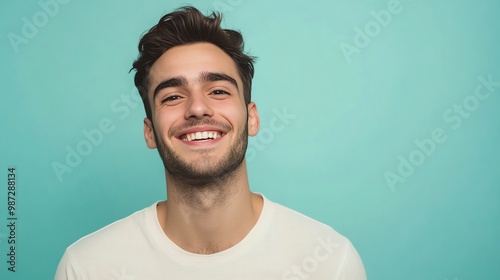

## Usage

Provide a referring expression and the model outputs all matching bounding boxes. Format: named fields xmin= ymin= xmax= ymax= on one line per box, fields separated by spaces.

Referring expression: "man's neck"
xmin=157 ymin=162 xmax=263 ymax=254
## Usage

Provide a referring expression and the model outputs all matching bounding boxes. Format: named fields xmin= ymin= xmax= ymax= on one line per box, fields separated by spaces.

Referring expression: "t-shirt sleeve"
xmin=54 ymin=249 xmax=80 ymax=280
xmin=338 ymin=241 xmax=367 ymax=280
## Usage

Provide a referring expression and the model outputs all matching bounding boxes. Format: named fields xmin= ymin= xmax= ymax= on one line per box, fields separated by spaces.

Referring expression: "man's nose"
xmin=184 ymin=92 xmax=214 ymax=119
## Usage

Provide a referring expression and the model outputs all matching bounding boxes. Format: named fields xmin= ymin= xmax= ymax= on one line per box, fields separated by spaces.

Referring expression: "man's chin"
xmin=167 ymin=155 xmax=242 ymax=185
xmin=168 ymin=161 xmax=233 ymax=181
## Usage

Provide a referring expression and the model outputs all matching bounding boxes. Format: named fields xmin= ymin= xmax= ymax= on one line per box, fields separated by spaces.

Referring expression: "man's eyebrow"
xmin=201 ymin=72 xmax=239 ymax=91
xmin=153 ymin=76 xmax=188 ymax=100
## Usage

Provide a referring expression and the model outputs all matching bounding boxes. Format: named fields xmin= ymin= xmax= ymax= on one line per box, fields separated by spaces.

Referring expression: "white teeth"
xmin=183 ymin=131 xmax=222 ymax=141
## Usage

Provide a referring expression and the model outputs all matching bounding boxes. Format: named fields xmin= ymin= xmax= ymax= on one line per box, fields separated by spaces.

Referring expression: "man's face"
xmin=143 ymin=43 xmax=259 ymax=182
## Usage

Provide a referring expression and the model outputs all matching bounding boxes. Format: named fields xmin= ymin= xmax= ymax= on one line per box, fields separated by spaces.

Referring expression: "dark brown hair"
xmin=131 ymin=6 xmax=256 ymax=120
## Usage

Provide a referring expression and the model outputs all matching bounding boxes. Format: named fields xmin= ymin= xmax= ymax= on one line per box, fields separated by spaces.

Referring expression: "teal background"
xmin=1 ymin=0 xmax=499 ymax=279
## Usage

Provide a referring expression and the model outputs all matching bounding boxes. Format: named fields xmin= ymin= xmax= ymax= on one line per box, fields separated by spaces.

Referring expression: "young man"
xmin=56 ymin=6 xmax=366 ymax=279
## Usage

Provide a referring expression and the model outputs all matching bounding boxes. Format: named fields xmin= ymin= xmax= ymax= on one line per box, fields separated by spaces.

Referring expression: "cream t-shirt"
xmin=55 ymin=195 xmax=366 ymax=279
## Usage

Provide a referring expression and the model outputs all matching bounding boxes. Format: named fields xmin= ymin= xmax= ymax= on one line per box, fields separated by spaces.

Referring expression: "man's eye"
xmin=162 ymin=95 xmax=181 ymax=103
xmin=211 ymin=89 xmax=229 ymax=95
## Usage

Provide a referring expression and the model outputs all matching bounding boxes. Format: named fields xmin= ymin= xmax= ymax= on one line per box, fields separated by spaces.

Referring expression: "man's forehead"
xmin=148 ymin=43 xmax=242 ymax=88
xmin=151 ymin=43 xmax=238 ymax=73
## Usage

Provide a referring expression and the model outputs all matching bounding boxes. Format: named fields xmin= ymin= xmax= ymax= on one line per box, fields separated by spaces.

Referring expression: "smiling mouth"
xmin=180 ymin=131 xmax=223 ymax=142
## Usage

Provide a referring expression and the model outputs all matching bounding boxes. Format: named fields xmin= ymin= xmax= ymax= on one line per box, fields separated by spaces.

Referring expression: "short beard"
xmin=153 ymin=118 xmax=249 ymax=193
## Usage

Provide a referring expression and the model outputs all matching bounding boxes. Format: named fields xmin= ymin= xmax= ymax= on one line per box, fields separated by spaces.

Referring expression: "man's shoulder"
xmin=261 ymin=197 xmax=366 ymax=279
xmin=264 ymin=197 xmax=349 ymax=244
xmin=66 ymin=202 xmax=157 ymax=256
xmin=268 ymin=198 xmax=341 ymax=230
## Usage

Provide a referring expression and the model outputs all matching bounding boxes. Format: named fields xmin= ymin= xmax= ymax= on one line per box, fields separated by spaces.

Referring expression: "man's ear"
xmin=144 ymin=118 xmax=157 ymax=149
xmin=247 ymin=102 xmax=260 ymax=136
